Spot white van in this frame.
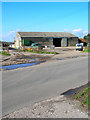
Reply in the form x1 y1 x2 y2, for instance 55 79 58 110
76 43 83 51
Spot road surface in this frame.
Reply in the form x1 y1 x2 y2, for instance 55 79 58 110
2 56 88 116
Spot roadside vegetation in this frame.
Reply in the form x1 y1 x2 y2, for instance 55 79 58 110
19 49 58 55
0 51 11 56
75 87 90 107
83 47 90 52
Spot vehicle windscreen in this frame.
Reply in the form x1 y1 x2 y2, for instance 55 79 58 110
76 44 82 47
36 44 41 46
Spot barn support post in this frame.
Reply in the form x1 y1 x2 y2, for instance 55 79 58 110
61 38 67 47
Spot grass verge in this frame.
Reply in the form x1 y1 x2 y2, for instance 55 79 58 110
0 51 11 56
19 49 58 55
75 87 90 107
83 47 90 52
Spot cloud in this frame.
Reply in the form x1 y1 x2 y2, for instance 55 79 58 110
63 29 69 32
8 31 16 35
16 29 22 32
8 29 22 35
63 28 88 38
72 28 82 33
2 31 15 38
2 28 22 42
0 34 2 37
83 31 88 34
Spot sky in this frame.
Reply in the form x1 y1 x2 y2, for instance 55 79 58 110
2 2 88 42
2 0 90 2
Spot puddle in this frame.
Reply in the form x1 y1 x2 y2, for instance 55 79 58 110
66 57 71 59
16 58 22 60
0 61 43 70
63 49 74 51
29 59 35 62
61 89 77 96
61 83 88 96
72 56 78 58
57 58 64 60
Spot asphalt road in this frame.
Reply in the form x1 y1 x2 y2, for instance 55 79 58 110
2 56 88 116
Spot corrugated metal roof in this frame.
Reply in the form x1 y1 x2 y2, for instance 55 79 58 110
0 41 14 44
18 32 77 38
79 38 87 43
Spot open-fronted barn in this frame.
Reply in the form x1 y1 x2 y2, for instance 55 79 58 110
14 32 78 49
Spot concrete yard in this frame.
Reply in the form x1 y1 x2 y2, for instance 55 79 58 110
1 47 88 67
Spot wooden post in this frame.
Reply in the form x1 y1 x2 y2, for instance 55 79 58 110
6 46 9 54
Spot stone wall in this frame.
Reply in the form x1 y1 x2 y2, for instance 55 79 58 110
68 37 78 46
21 37 53 47
61 38 67 47
15 35 78 48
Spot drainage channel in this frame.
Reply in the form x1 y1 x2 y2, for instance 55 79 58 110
56 58 64 60
0 61 44 70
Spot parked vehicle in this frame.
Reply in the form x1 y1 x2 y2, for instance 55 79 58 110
31 43 43 50
76 43 83 51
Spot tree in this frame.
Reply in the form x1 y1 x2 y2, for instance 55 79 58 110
84 34 90 43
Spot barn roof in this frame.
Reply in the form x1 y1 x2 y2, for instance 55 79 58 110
79 38 87 43
18 32 77 38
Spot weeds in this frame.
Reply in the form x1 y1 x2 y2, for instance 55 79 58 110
75 87 90 106
19 49 58 54
0 51 11 56
83 47 90 52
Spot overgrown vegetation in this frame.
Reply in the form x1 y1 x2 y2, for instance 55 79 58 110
83 47 90 52
0 51 11 56
75 87 90 107
19 49 58 55
28 50 58 54
19 49 25 52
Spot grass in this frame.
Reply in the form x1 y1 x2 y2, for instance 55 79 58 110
0 51 11 56
28 50 58 54
19 49 58 55
75 87 90 107
19 49 25 52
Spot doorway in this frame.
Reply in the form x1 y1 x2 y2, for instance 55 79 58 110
53 38 62 47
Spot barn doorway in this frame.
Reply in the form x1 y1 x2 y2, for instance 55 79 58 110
53 38 62 47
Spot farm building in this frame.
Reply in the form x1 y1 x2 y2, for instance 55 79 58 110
14 32 78 49
78 38 87 46
0 41 14 47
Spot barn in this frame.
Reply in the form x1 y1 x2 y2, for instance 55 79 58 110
78 38 87 46
14 32 78 49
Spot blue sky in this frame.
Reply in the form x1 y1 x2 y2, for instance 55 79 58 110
2 2 88 42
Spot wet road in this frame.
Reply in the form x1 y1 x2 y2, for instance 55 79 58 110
2 56 88 116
